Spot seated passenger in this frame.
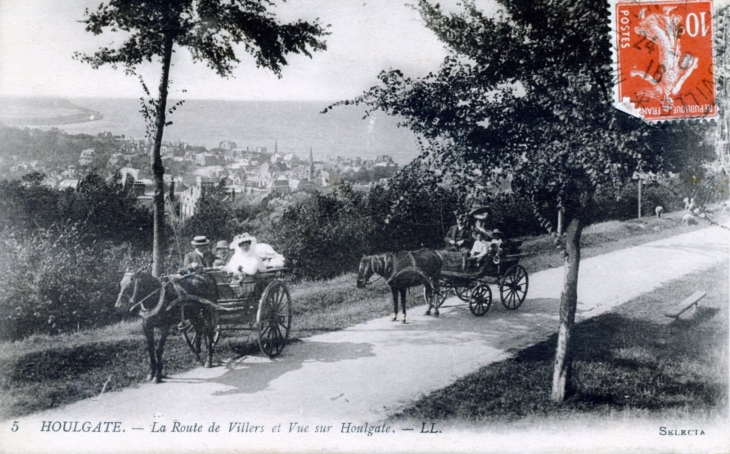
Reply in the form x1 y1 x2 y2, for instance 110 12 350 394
445 214 471 252
488 229 505 255
472 210 493 241
182 236 215 272
225 233 266 282
466 231 490 269
255 242 286 268
212 240 231 268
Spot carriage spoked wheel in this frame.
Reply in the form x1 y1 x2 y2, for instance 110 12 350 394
469 284 492 316
499 265 529 310
422 287 447 309
455 281 477 302
179 302 216 361
257 280 292 358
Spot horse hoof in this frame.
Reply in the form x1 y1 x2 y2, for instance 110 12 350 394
402 319 406 324
425 311 431 316
434 312 440 317
391 316 398 322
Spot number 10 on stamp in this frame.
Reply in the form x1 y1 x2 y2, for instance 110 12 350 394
611 0 717 121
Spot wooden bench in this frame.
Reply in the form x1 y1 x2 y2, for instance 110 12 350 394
665 291 706 320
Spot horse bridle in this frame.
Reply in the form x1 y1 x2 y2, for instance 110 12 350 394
118 271 162 313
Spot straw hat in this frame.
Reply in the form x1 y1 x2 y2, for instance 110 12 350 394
191 235 210 246
215 240 230 250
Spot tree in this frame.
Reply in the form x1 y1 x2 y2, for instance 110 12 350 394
339 0 712 401
76 0 329 276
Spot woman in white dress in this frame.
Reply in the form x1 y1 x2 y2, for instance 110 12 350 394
225 233 266 276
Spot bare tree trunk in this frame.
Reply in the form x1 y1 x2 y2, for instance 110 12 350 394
151 36 174 278
551 216 583 402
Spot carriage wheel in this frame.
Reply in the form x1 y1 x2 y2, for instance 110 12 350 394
455 281 477 302
422 286 446 308
179 302 215 361
499 265 529 310
257 280 292 358
469 284 492 316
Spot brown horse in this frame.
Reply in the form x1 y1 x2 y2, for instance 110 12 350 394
357 249 443 323
115 269 219 383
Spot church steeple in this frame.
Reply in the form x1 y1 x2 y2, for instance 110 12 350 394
274 140 278 154
308 146 314 181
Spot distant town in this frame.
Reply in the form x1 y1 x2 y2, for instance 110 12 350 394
1 127 400 221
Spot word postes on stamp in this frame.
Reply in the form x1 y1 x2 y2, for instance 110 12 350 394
611 0 717 121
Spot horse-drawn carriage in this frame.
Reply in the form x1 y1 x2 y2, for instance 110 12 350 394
116 267 292 382
178 268 292 359
430 239 529 316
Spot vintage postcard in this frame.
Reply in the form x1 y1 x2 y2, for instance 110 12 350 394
0 0 728 453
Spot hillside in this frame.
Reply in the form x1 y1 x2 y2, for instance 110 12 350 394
0 97 103 126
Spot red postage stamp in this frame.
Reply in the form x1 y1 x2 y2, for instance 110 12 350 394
611 0 717 121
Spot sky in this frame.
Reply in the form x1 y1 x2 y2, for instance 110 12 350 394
2 0 727 102
0 0 477 101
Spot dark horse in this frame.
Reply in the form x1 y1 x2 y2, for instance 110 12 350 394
115 269 219 383
356 249 443 323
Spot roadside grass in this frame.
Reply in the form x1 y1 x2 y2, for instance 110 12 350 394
0 209 725 420
389 261 728 425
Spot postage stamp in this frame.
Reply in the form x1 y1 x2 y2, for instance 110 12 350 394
611 0 717 121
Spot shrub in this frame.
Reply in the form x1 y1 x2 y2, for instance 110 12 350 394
271 187 373 280
0 226 149 340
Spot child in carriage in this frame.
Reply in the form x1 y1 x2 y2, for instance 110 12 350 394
465 231 490 269
465 229 505 270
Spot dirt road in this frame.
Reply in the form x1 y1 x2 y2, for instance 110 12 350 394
2 226 728 453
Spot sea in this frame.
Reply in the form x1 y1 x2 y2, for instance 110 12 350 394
47 98 421 165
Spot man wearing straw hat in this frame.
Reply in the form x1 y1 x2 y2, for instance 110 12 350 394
183 235 215 270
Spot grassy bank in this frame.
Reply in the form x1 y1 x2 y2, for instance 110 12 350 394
0 209 724 420
390 261 728 425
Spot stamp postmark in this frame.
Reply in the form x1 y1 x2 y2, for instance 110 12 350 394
611 0 717 121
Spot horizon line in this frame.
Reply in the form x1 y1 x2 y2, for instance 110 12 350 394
0 94 353 104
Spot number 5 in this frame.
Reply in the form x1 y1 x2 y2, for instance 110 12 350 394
11 421 18 432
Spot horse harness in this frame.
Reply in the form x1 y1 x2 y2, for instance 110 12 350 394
119 272 197 317
372 251 441 289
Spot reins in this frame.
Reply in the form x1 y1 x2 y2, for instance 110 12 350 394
123 273 176 313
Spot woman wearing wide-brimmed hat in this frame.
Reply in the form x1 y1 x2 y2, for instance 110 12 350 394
183 235 215 270
225 233 266 276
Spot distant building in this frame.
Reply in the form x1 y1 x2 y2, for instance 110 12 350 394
195 153 219 166
267 175 291 195
179 176 215 220
58 179 79 191
119 167 140 184
79 149 95 166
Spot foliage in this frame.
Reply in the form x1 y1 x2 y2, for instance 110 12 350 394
271 183 373 280
0 226 149 340
0 172 152 250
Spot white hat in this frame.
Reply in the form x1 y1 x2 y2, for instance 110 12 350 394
230 233 255 249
